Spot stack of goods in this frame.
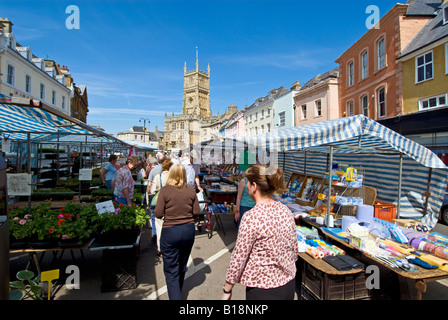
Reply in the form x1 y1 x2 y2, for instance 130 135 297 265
296 225 366 271
296 226 345 259
329 216 448 272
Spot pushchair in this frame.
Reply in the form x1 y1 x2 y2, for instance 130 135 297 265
195 200 213 238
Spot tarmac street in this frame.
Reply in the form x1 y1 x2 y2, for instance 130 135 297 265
8 213 448 301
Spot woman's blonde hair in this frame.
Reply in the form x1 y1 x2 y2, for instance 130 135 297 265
166 163 187 189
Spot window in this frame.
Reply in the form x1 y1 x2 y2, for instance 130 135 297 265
261 110 264 119
172 123 176 130
348 61 354 86
25 75 31 93
279 111 285 126
8 36 15 49
378 38 385 70
267 123 271 132
361 95 369 117
62 96 66 110
361 51 368 79
416 51 433 83
301 104 307 120
315 100 322 117
444 6 448 25
419 94 447 110
378 87 386 118
6 64 15 85
40 83 45 100
52 90 56 105
347 101 354 116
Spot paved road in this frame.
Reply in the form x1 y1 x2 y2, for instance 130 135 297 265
8 214 448 301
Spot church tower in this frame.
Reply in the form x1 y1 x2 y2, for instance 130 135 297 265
182 48 212 118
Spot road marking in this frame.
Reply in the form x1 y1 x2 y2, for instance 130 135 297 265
143 241 236 300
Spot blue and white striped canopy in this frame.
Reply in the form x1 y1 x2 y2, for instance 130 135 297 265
0 104 95 141
229 115 446 169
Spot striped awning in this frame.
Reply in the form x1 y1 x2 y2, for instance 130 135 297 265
0 104 96 141
227 115 447 169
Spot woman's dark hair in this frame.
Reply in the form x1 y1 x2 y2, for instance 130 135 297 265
162 159 173 171
109 155 118 162
245 164 286 196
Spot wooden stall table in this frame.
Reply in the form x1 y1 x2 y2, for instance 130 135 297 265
10 240 91 275
320 228 448 300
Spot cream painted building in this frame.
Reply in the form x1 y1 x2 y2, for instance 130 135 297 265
245 87 289 136
0 18 71 115
293 68 339 126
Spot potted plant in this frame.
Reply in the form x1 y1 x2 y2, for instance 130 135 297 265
28 202 59 248
98 203 147 241
49 200 100 247
8 206 34 249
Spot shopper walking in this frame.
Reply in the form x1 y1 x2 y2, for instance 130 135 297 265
221 164 298 300
235 173 256 230
154 163 200 300
151 159 173 255
112 156 138 206
146 153 166 243
101 154 118 190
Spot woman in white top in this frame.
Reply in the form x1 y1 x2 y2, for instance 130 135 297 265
151 159 173 254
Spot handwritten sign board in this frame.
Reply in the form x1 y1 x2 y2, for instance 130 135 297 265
79 168 92 181
7 173 32 196
95 200 115 215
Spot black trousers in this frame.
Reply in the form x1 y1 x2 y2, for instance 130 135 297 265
246 278 295 300
160 223 195 300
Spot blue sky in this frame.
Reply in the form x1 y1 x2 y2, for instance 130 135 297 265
2 0 400 136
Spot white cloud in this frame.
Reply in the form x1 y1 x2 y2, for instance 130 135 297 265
214 49 331 70
88 107 180 117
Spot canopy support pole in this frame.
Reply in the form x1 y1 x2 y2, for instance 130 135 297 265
27 133 31 213
326 146 334 227
397 153 403 219
424 168 433 216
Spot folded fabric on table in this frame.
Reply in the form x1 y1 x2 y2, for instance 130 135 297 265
323 255 365 271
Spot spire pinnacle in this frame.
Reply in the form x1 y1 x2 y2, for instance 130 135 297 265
196 46 199 71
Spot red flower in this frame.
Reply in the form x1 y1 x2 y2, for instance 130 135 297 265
48 227 54 234
58 219 64 226
64 214 72 219
119 203 123 208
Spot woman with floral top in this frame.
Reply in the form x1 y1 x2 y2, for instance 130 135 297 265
221 164 298 300
112 156 138 206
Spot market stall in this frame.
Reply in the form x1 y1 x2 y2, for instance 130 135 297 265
203 115 447 229
195 115 448 300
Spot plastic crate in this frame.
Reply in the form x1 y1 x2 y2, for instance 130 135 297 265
374 202 396 222
101 247 138 292
301 259 372 300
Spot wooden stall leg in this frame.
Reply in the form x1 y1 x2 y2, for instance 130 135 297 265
415 280 427 300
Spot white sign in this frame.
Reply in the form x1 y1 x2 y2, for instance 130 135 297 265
95 200 115 215
78 168 92 181
7 173 32 196
2 139 10 153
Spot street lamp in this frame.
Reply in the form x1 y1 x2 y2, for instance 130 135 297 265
139 118 150 143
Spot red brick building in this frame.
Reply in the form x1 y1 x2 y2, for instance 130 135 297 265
335 2 436 120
